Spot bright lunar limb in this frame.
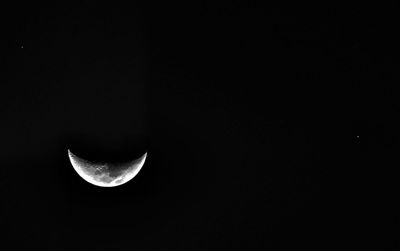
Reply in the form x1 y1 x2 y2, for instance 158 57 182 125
68 149 147 187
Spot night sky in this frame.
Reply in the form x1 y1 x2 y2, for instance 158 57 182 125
1 2 398 250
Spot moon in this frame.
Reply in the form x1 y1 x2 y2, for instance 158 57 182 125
68 149 147 187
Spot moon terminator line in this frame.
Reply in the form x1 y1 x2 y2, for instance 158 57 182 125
68 149 147 187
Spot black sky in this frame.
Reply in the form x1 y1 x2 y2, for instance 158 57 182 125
1 2 398 250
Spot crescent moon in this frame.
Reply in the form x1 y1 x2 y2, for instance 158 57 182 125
68 149 147 187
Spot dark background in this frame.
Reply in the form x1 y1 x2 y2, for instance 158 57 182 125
0 2 397 250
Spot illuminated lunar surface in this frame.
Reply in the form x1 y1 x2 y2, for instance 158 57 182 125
68 149 147 187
